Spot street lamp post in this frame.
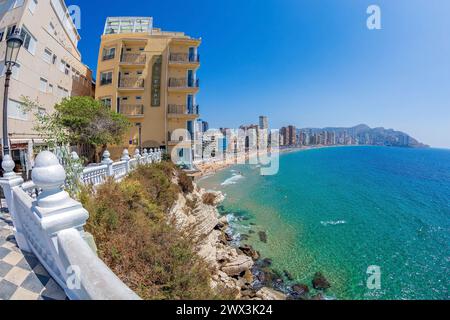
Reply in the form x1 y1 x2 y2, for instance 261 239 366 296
2 29 23 158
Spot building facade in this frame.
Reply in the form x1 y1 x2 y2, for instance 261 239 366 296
95 17 201 163
0 0 94 175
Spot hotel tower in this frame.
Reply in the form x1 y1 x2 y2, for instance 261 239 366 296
95 17 201 163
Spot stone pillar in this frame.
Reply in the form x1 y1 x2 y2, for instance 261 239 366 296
0 154 29 251
121 149 130 173
102 150 114 177
71 151 82 183
143 149 149 164
31 151 89 282
134 149 141 165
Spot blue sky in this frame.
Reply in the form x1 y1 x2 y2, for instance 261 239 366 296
69 0 450 148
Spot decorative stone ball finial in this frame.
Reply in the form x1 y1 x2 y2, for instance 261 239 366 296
134 149 141 159
143 149 149 156
102 150 113 164
1 154 16 177
121 149 130 161
71 151 80 161
32 151 66 193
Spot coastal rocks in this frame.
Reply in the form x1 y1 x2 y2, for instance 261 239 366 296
256 287 287 300
170 182 287 300
312 272 331 290
222 255 254 276
239 244 260 261
258 231 268 243
290 284 310 300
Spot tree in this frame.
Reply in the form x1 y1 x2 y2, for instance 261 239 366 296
23 96 131 162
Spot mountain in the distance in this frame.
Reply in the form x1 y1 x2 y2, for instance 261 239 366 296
298 124 429 148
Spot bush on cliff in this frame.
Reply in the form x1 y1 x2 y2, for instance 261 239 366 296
81 163 229 300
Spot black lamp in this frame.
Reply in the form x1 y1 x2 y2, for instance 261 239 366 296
2 29 24 158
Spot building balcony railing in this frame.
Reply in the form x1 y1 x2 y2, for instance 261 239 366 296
118 104 144 117
119 77 144 89
168 78 199 88
168 104 199 115
169 53 200 64
120 53 146 64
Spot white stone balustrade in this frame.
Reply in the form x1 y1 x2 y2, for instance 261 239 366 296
0 147 162 300
79 148 162 186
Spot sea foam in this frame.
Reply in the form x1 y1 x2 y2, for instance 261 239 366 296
320 220 347 226
221 174 244 186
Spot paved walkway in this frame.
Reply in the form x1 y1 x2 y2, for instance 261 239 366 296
0 205 67 300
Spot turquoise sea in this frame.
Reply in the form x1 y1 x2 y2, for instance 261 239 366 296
198 146 450 300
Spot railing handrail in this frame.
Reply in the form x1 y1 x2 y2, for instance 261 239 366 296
169 52 200 63
119 77 144 88
168 77 200 88
119 104 144 116
120 52 146 64
0 148 163 300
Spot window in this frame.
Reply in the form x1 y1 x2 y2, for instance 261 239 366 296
137 71 143 76
0 61 20 80
57 86 69 98
139 48 145 51
121 97 128 101
65 63 71 75
102 47 116 60
100 71 113 85
59 59 65 72
8 99 27 121
43 48 52 63
38 107 46 116
28 0 37 13
126 48 131 52
20 27 37 55
7 25 17 37
39 78 48 93
52 54 57 64
100 97 112 108
136 96 142 101
13 0 25 9
48 84 53 94
0 29 5 42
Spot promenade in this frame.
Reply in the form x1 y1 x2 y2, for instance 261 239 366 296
0 202 66 300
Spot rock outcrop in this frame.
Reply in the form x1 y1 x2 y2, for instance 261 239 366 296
169 184 262 298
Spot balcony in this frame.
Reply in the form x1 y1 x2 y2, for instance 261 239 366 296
120 53 146 65
118 104 144 117
118 77 144 90
169 53 200 66
168 104 199 118
168 78 199 92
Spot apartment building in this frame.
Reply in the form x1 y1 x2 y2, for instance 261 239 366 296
95 17 201 163
0 0 94 174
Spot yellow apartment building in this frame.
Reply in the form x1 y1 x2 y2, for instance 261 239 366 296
0 0 94 176
95 17 201 163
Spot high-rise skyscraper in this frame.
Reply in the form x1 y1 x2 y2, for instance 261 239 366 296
259 116 269 130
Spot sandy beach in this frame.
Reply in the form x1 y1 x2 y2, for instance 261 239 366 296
191 145 326 179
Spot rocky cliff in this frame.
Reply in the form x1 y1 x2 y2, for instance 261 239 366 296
169 183 286 300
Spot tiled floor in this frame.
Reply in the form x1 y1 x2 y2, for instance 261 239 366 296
0 206 67 300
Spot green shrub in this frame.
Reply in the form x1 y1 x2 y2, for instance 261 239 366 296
81 163 231 300
202 193 217 206
178 171 194 194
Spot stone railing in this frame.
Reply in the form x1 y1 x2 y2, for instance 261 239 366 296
79 148 162 186
0 148 161 300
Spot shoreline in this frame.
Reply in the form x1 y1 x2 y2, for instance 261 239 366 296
192 145 342 180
